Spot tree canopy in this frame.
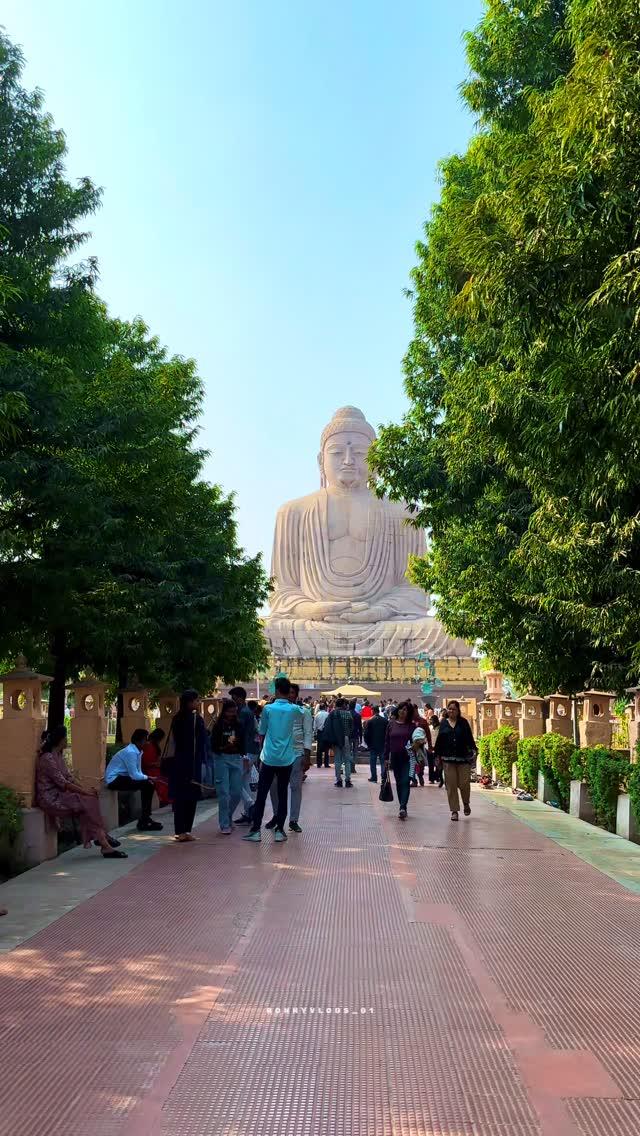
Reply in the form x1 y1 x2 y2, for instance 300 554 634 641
371 0 640 695
0 31 269 725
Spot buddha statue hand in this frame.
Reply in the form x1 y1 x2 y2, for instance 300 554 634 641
292 600 352 621
337 602 395 624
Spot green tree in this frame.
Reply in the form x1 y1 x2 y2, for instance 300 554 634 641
0 31 269 724
371 0 640 695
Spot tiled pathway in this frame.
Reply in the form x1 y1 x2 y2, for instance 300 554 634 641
2 771 640 1135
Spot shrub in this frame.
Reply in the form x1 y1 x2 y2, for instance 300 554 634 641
478 735 492 777
539 733 579 810
629 762 640 830
489 726 518 785
0 785 24 843
516 735 545 795
583 747 630 833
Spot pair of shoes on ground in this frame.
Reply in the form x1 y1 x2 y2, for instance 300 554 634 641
264 817 302 833
368 777 377 783
334 778 353 788
243 827 289 843
136 818 163 832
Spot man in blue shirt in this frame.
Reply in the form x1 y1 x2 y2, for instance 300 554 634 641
105 728 163 831
243 677 303 843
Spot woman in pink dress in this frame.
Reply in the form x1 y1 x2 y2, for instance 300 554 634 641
35 727 127 859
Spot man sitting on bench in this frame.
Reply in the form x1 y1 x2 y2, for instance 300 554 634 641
105 729 163 831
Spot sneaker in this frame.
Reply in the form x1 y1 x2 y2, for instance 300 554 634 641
234 815 252 825
137 819 163 831
463 805 471 817
265 817 277 829
220 826 232 835
274 829 288 842
289 821 302 833
243 830 261 842
345 780 353 788
335 779 343 788
399 807 407 820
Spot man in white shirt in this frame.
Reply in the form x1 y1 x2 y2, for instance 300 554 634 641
314 702 330 768
105 728 163 832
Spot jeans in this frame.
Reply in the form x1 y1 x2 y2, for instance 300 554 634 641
270 753 304 823
213 752 244 829
107 775 155 822
240 755 255 816
251 762 294 832
368 750 385 781
390 754 410 809
334 744 351 782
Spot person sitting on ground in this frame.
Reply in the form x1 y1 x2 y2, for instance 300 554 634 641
36 726 127 858
140 728 169 806
105 728 163 832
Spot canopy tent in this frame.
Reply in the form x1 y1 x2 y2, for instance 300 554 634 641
321 683 382 698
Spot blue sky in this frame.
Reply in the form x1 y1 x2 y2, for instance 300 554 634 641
3 0 483 571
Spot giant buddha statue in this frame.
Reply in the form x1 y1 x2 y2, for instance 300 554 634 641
265 406 472 659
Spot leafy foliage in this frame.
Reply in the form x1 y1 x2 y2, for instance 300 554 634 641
628 758 640 830
0 785 24 842
539 733 579 809
0 31 269 723
371 0 640 695
488 725 518 784
516 735 545 795
582 746 630 832
478 734 493 777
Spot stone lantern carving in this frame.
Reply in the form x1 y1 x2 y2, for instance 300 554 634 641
479 700 498 737
546 694 573 738
0 657 52 804
578 691 615 749
67 677 108 784
484 670 504 701
120 681 150 744
497 698 520 730
156 689 179 739
519 696 545 739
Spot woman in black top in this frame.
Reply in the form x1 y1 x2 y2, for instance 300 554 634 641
167 690 208 841
434 700 477 822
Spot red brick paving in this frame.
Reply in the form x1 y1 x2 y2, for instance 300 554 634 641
1 772 639 1135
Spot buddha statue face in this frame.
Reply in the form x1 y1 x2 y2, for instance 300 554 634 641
320 430 370 490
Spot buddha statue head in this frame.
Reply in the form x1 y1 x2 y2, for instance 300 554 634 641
318 406 377 490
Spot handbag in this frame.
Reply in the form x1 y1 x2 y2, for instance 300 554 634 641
379 770 393 803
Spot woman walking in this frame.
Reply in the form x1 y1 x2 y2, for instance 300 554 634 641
434 700 477 821
384 701 426 820
166 690 208 842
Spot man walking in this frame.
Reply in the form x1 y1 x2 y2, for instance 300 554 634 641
324 698 354 788
267 682 312 833
228 686 260 825
314 701 330 768
243 677 303 843
363 705 388 783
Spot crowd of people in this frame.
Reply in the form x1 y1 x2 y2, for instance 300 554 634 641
31 682 478 857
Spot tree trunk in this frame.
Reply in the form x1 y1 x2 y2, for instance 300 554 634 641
47 629 68 731
115 655 129 744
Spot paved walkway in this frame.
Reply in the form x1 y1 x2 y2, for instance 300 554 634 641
2 771 640 1135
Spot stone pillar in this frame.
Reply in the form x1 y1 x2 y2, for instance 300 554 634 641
201 695 218 731
570 780 596 824
120 685 149 746
546 694 572 738
484 670 504 701
519 696 545 739
626 687 640 760
68 678 108 784
0 657 52 805
496 698 519 731
578 691 615 749
156 690 179 738
616 794 640 844
479 701 498 737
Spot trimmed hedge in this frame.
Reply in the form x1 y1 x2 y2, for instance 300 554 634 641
516 736 545 795
582 746 630 833
489 726 518 785
478 735 492 778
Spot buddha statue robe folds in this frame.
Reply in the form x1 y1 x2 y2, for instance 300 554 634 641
264 406 472 660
